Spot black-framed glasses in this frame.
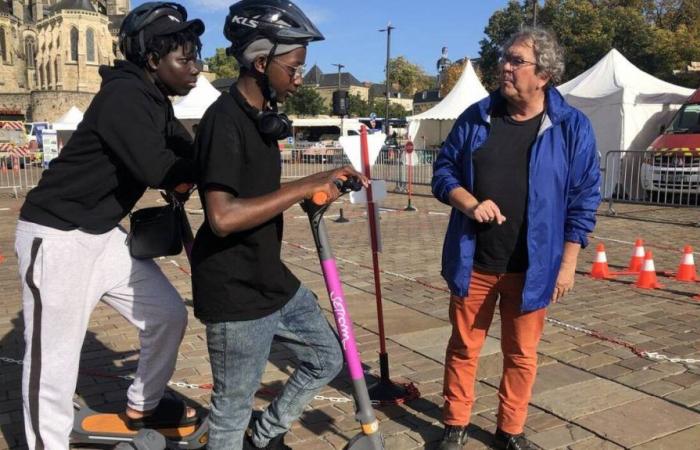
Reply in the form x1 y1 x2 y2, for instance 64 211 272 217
499 54 537 70
272 59 305 80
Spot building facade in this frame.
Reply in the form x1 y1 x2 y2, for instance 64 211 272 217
0 0 129 122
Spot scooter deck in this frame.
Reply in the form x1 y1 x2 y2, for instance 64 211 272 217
72 406 208 449
80 413 196 438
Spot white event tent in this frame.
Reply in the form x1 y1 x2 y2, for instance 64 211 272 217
407 60 488 149
53 106 84 131
557 48 694 168
173 75 222 120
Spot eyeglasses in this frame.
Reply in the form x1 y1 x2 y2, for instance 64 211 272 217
499 54 537 70
272 60 305 80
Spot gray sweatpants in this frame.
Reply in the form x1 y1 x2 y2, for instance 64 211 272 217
15 220 188 450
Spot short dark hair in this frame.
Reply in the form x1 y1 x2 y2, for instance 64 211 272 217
124 27 202 67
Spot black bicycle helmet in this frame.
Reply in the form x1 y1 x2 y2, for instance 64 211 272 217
119 2 204 59
224 0 324 59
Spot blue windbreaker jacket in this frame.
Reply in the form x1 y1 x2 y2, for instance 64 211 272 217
431 87 601 312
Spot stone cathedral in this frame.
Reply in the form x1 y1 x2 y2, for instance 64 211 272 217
0 0 130 121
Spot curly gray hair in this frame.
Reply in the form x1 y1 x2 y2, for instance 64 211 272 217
502 27 565 84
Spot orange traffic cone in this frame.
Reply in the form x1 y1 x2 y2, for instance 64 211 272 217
675 246 697 282
590 244 613 279
627 239 645 272
636 251 663 289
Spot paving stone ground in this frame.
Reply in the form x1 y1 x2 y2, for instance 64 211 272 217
1 186 700 449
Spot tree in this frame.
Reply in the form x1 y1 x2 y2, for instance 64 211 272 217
388 56 433 96
478 0 531 90
371 98 410 119
282 85 326 116
440 60 467 98
347 93 372 117
478 0 700 89
204 48 239 79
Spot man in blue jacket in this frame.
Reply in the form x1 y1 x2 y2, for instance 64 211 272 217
432 28 600 450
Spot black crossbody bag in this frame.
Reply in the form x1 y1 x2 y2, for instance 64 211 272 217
127 202 184 260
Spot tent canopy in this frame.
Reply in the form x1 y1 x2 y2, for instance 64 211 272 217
407 59 488 148
557 49 694 166
53 106 84 130
173 75 222 120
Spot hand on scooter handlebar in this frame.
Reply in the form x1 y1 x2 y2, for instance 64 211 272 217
312 176 364 205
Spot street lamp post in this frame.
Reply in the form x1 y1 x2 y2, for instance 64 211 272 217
332 62 346 120
332 63 344 91
379 22 394 135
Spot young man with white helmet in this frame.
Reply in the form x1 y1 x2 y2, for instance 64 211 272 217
191 1 367 449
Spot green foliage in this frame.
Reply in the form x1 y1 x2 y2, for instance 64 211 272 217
204 48 239 80
388 56 433 96
478 0 700 90
346 93 409 119
347 93 372 117
282 85 327 116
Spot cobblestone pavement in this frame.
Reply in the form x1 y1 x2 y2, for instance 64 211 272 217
1 187 700 449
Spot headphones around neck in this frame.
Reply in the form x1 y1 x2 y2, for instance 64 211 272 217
229 86 292 141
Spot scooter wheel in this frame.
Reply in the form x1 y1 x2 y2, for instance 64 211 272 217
114 443 137 449
125 429 167 450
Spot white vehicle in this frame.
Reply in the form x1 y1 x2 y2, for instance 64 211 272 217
640 88 700 197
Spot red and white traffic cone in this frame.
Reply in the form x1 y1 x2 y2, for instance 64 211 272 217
627 238 646 272
675 246 697 282
590 244 613 279
636 251 663 289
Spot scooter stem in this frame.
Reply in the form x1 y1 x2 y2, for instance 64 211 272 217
302 195 383 449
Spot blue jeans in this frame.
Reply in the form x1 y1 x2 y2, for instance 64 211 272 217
205 285 343 449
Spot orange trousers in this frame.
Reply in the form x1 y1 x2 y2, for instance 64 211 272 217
442 269 546 435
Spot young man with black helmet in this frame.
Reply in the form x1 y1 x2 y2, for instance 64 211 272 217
15 3 204 449
191 1 367 448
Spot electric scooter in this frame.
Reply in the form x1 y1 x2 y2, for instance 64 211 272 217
302 178 385 450
72 191 209 449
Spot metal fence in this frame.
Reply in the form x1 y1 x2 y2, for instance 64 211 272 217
0 156 43 196
603 150 700 212
280 146 440 190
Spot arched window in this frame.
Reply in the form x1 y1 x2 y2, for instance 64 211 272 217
46 60 52 89
86 28 95 62
54 59 59 85
39 62 44 88
25 37 36 68
70 27 78 61
0 27 6 63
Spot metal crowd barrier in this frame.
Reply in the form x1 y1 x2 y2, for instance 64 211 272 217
280 146 440 191
0 156 43 196
603 150 700 212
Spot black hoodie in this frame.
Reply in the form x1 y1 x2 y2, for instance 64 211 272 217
20 60 196 233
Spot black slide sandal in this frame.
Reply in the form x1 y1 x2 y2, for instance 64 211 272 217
127 397 198 430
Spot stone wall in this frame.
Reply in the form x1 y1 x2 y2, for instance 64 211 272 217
0 93 31 118
29 90 95 122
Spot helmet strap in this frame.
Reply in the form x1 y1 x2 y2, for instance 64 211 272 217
261 43 279 112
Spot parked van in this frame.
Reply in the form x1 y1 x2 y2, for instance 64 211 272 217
641 88 700 196
283 117 361 162
25 122 51 148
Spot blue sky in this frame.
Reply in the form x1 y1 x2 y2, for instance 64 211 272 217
133 0 511 83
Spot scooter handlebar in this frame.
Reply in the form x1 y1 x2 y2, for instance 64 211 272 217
311 176 363 205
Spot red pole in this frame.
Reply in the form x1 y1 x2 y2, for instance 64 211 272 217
404 147 416 211
359 126 387 356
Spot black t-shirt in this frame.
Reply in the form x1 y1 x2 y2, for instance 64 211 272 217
191 88 300 322
472 103 543 273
